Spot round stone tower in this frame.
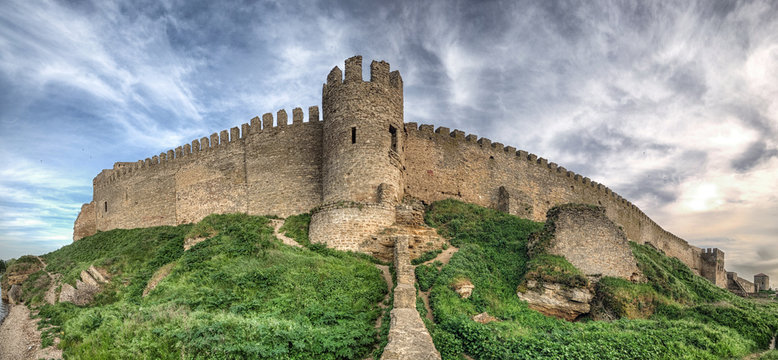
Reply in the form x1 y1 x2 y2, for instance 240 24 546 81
309 56 405 252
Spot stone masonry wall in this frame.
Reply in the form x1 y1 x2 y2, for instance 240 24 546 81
402 123 705 275
309 203 395 252
544 205 640 280
77 107 323 236
73 202 96 241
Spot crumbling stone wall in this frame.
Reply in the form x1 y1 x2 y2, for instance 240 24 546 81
535 204 641 280
727 272 756 294
73 202 96 241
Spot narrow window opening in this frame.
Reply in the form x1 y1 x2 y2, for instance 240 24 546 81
104 201 108 212
351 127 356 144
389 125 397 152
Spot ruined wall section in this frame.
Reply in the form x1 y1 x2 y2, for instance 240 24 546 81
542 205 641 280
73 202 96 241
85 107 323 237
403 123 704 274
727 272 756 294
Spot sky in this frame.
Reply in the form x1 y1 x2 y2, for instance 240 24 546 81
0 0 776 285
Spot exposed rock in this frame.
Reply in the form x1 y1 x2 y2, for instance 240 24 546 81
58 265 109 305
472 312 499 324
8 284 22 305
183 236 208 251
87 265 110 283
1 257 44 302
80 270 99 287
517 283 594 321
143 262 175 297
453 279 474 299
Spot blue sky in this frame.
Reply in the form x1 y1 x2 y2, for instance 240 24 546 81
1 0 776 284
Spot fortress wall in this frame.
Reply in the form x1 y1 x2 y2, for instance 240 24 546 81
309 203 395 252
85 107 323 236
174 127 249 225
93 159 178 231
245 110 324 218
403 123 704 274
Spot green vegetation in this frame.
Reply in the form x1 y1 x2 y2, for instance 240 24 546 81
279 213 311 247
411 249 443 265
420 199 778 360
0 259 6 273
27 213 387 359
761 350 778 359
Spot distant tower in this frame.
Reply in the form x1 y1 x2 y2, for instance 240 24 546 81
754 273 769 292
700 248 726 288
309 56 405 252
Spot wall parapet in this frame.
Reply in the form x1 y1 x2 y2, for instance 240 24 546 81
405 122 694 265
93 106 321 188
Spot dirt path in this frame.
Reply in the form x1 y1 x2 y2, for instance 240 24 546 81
0 302 62 359
35 256 59 305
742 336 776 360
418 246 459 323
270 219 302 248
422 246 458 266
374 265 393 329
0 256 64 359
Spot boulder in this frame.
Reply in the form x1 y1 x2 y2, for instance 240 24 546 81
517 283 594 321
472 312 499 324
453 279 474 299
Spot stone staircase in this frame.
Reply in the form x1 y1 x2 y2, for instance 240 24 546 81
381 236 441 360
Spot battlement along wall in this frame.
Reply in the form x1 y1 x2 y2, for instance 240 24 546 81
402 123 704 274
80 107 323 234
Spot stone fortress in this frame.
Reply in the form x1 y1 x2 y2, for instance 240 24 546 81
73 56 768 295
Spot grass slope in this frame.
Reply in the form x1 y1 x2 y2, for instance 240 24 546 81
420 199 778 360
28 213 386 359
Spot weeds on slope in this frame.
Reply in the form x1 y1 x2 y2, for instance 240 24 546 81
32 213 387 359
421 199 777 360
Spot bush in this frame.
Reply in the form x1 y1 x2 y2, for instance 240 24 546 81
411 249 442 265
416 264 440 292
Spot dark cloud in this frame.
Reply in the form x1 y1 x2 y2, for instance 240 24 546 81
731 141 778 172
667 63 708 101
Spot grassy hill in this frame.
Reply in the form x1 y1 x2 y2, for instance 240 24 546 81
8 200 778 359
419 199 778 360
21 213 388 359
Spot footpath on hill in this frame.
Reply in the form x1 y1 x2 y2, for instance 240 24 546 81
0 257 62 360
